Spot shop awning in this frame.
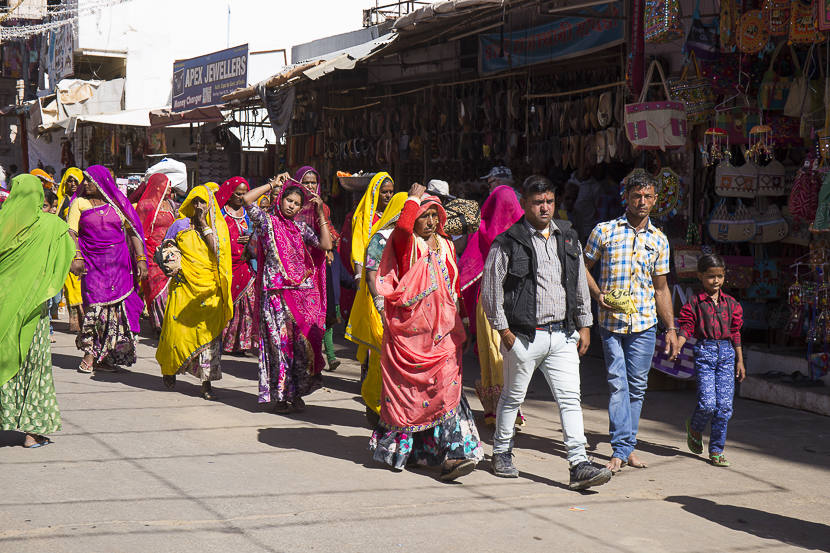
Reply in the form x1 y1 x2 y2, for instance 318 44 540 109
222 32 398 102
59 106 165 133
149 105 225 128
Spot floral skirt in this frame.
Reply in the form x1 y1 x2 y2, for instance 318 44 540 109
257 289 322 403
75 301 137 367
369 394 484 470
147 287 168 333
223 282 259 353
67 305 83 333
1 308 61 435
176 337 222 382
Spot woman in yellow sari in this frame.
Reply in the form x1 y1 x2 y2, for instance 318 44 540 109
345 175 406 424
155 185 233 400
56 168 84 331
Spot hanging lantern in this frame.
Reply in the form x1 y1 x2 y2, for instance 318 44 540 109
701 127 728 167
748 124 773 162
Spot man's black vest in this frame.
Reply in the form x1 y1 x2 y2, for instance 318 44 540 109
493 217 582 340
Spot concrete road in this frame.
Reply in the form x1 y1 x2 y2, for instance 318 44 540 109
1 318 829 552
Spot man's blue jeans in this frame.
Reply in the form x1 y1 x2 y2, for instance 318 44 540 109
599 326 656 462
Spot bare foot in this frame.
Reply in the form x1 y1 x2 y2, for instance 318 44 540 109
606 456 625 473
628 451 649 469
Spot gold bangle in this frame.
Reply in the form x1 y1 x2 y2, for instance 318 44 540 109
137 256 147 262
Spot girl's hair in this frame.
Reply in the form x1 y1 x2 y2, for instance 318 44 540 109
281 185 305 206
698 253 726 273
44 189 57 204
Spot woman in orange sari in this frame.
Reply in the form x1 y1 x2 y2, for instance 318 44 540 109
135 174 177 336
369 184 483 482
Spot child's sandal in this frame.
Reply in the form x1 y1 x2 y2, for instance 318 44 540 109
78 359 93 374
686 418 703 455
709 453 730 467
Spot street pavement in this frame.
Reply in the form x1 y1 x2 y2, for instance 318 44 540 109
1 317 829 552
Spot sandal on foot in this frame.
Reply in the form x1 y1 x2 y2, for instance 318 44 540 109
686 418 703 455
24 437 52 449
275 401 290 415
327 359 341 371
201 388 218 401
95 363 118 373
162 375 176 389
78 359 93 374
292 397 306 412
710 453 730 467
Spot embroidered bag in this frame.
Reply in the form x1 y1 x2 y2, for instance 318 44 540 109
788 156 820 221
790 0 823 44
756 158 787 195
708 200 758 242
821 0 830 31
738 9 770 54
700 53 742 94
669 52 716 125
749 204 789 243
769 303 791 328
720 0 737 52
652 165 683 217
811 238 829 268
741 300 770 329
743 259 781 299
758 42 798 110
766 113 805 147
625 61 689 151
684 0 721 61
723 254 755 288
645 0 685 44
674 223 702 282
716 157 759 197
715 106 762 145
812 170 830 231
651 286 697 380
781 205 813 245
764 0 791 35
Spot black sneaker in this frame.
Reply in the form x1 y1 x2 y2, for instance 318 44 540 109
569 461 612 490
491 451 519 478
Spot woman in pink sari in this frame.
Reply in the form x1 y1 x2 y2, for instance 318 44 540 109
458 185 524 426
242 175 333 414
369 184 483 482
136 174 177 336
216 176 260 353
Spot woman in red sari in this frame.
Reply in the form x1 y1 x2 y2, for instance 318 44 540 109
369 184 483 482
216 177 260 354
135 174 177 336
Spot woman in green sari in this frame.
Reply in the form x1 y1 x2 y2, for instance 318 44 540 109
0 174 74 447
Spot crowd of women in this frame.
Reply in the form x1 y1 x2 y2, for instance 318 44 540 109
0 162 619 486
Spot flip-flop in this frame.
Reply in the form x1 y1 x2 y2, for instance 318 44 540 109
709 453 730 467
25 437 52 449
78 359 93 374
686 417 703 455
275 401 290 415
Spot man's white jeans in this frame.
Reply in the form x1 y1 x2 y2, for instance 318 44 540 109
493 328 589 467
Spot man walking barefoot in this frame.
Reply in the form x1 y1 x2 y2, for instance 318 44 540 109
583 172 679 473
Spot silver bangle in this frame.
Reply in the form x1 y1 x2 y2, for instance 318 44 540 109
201 228 214 236
373 295 385 312
461 317 470 326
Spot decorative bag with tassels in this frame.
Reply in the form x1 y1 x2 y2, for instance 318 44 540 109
669 52 716 125
738 9 770 54
625 61 689 151
684 0 721 61
790 0 823 43
645 0 685 43
708 200 758 242
764 0 791 35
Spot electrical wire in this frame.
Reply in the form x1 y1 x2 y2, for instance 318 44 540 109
0 0 133 40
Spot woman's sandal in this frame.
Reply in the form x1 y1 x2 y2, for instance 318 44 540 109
274 401 290 415
201 383 218 401
709 453 731 467
686 418 703 455
78 359 93 374
291 397 306 413
162 375 176 389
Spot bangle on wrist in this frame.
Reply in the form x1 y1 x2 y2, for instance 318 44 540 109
461 317 470 326
201 228 214 236
666 327 677 332
136 255 147 262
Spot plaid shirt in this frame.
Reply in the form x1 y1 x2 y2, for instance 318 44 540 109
584 216 670 334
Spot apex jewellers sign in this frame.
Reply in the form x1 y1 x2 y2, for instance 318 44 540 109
172 44 248 112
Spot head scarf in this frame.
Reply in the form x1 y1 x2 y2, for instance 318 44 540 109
72 165 147 249
128 180 148 204
350 172 394 270
0 175 73 386
215 177 249 210
56 167 83 219
31 168 55 189
459 184 524 291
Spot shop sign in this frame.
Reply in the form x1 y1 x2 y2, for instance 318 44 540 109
479 3 623 75
172 44 248 112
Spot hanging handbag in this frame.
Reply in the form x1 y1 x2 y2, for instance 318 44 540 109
715 98 762 145
749 204 789 243
684 0 721 61
645 0 685 43
743 259 781 299
790 0 823 44
756 158 787 195
674 223 703 282
781 205 813 245
811 170 830 232
766 112 805 147
784 44 817 117
652 164 683 217
715 157 759 197
627 0 646 97
625 61 689 151
669 52 716 125
720 0 737 52
651 286 697 380
723 253 755 288
700 53 741 95
443 198 481 235
764 0 791 35
758 42 798 110
788 155 821 221
708 200 758 242
738 9 770 54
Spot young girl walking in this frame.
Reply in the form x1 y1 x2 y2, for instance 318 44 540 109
675 253 745 467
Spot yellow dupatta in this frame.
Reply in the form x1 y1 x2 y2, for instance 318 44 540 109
57 168 84 306
156 185 233 375
344 191 407 413
349 172 393 271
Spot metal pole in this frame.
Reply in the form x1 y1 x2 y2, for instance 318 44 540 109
227 5 231 48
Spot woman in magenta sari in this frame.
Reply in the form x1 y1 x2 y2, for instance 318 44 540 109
242 175 333 414
369 184 483 482
135 174 177 336
216 176 260 353
457 185 524 426
67 165 147 373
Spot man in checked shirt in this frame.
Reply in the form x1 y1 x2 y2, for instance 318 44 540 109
482 175 612 491
583 171 679 474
